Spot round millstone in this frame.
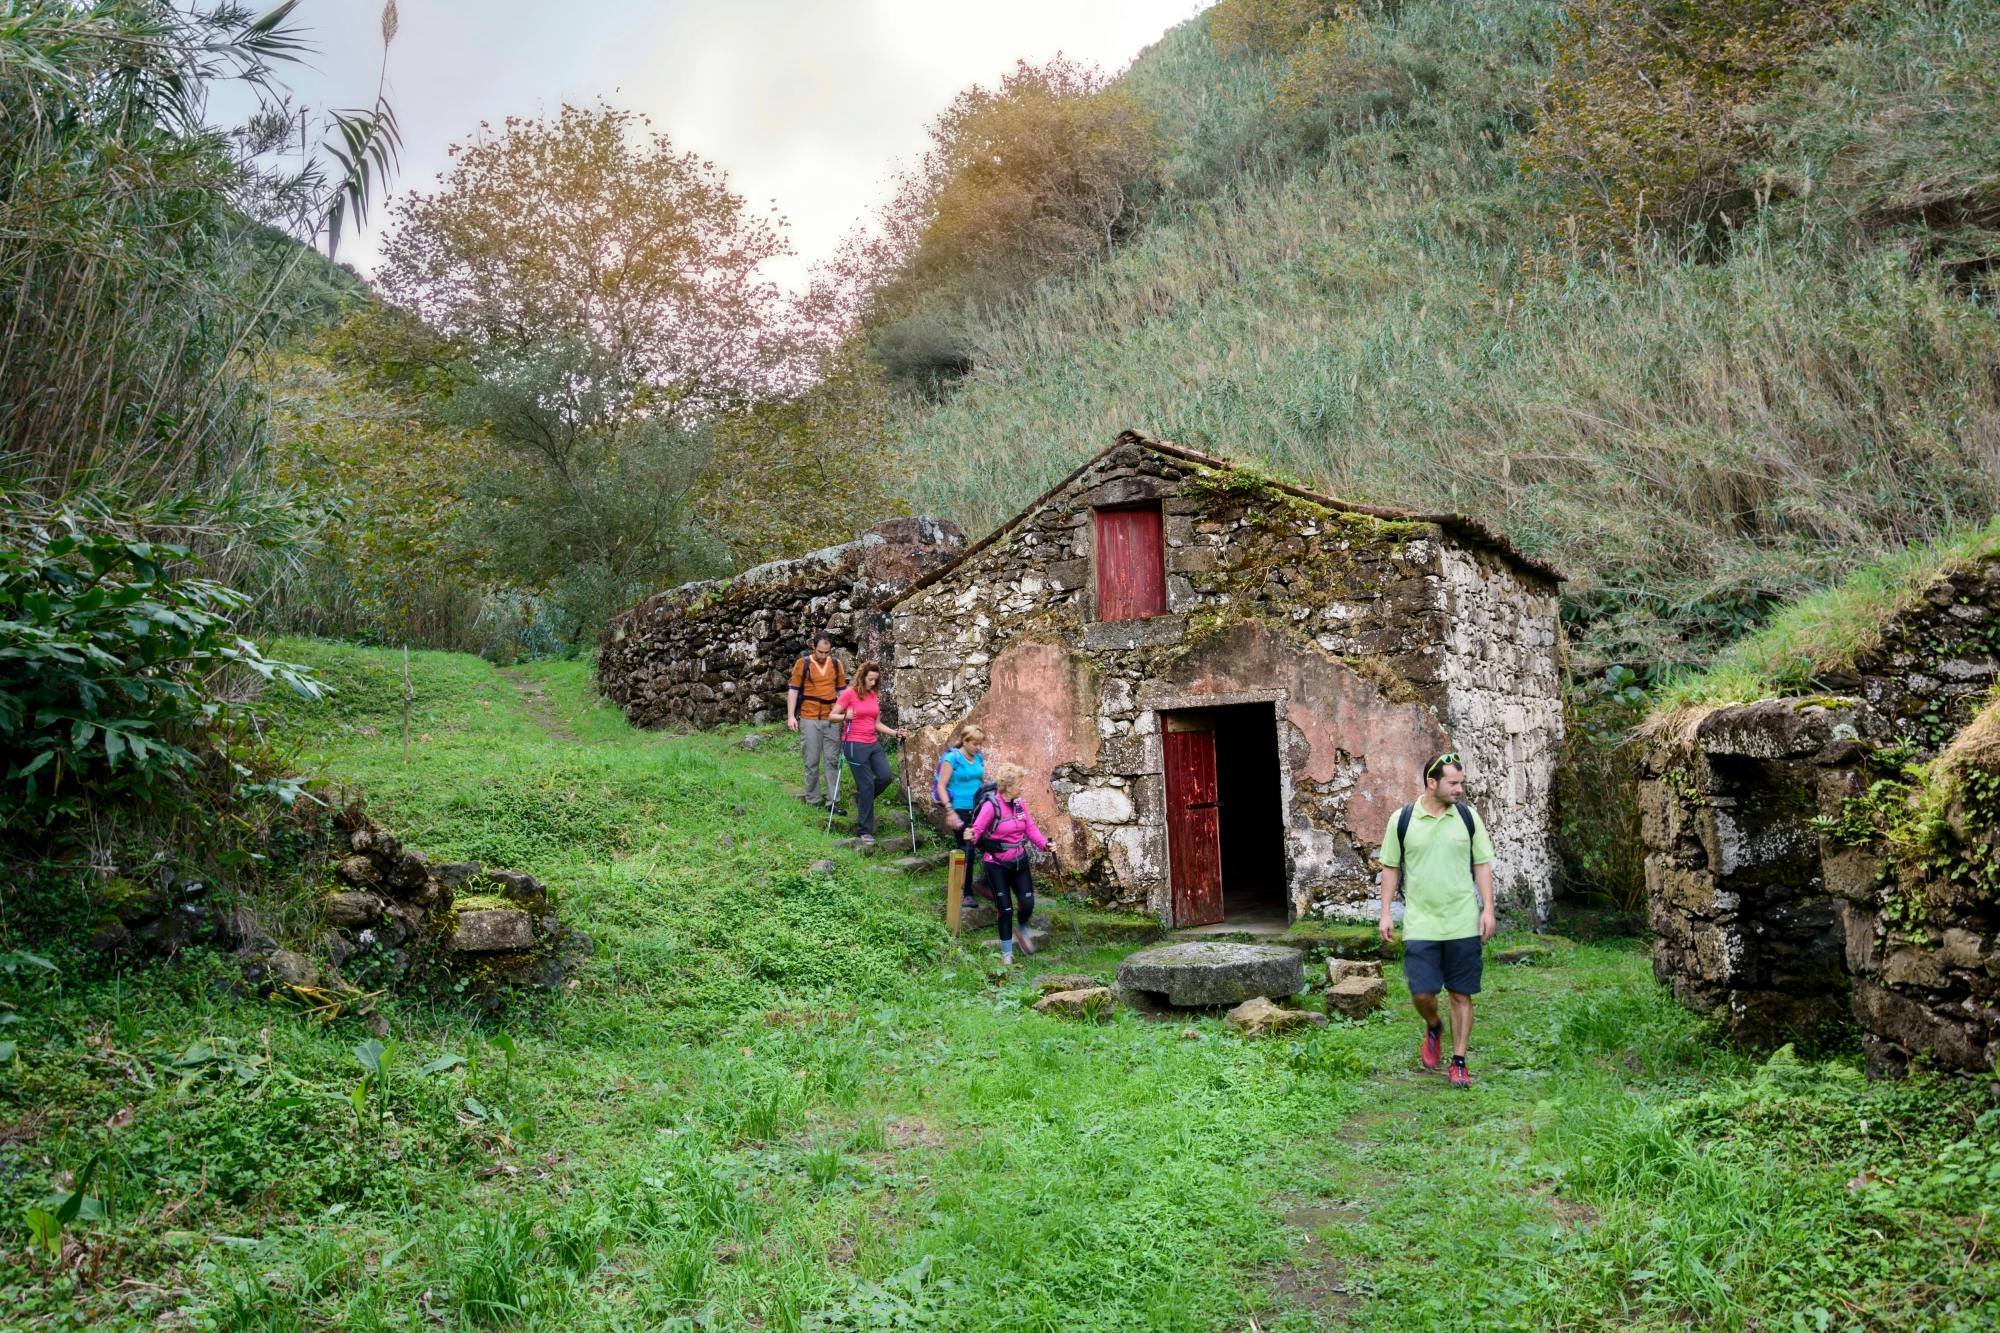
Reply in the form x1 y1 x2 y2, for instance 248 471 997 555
1115 941 1305 1008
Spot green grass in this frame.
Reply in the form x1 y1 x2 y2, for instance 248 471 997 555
3 642 1995 1329
1649 516 2000 712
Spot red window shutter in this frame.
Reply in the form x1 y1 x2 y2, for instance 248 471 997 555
1095 505 1166 621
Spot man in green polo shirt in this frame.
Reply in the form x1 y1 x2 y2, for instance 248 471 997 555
1377 751 1497 1089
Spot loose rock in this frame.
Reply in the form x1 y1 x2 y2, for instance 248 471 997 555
809 859 837 876
1226 996 1327 1038
1032 986 1115 1020
1326 957 1383 986
1324 975 1388 1020
1035 974 1100 995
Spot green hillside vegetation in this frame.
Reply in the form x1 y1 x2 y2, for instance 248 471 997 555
1658 516 2000 711
858 0 2000 675
5 643 1994 1329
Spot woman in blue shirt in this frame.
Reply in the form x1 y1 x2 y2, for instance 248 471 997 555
935 725 988 910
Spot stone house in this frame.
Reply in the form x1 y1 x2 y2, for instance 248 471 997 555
1640 549 2000 1076
886 431 1565 930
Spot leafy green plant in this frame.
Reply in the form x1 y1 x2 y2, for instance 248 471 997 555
349 1037 401 1135
0 506 323 826
24 1152 104 1261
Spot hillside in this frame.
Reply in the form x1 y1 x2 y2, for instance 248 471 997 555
872 0 2000 675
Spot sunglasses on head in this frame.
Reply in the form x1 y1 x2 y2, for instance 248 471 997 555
1425 752 1461 781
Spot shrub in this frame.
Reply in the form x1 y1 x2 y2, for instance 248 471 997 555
0 502 321 828
1519 0 1851 258
846 57 1159 389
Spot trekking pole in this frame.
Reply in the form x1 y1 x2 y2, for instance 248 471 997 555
823 756 842 836
824 715 851 837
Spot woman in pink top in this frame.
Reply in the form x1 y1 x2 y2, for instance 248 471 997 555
966 762 1051 963
828 660 903 845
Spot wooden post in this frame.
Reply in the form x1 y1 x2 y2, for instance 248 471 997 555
401 645 412 766
945 851 967 936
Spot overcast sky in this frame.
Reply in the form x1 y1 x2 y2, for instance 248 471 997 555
251 0 1203 290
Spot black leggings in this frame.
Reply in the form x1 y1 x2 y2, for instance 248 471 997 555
842 740 894 835
988 857 1034 942
952 807 984 897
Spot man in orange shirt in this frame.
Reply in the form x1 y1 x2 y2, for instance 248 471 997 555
787 634 847 809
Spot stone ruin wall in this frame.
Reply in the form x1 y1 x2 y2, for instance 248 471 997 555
891 443 1563 924
90 800 584 1014
1642 552 2000 1076
597 517 965 730
1438 545 1565 916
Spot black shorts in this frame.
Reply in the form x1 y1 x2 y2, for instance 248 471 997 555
1403 937 1483 996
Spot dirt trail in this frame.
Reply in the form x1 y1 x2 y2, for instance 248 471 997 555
500 668 579 742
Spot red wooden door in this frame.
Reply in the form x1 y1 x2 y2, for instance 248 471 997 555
1164 728 1223 927
1095 505 1166 621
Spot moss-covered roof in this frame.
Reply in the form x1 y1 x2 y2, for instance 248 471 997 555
882 429 1564 610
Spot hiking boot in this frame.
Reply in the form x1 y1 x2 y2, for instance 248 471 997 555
1420 1026 1442 1071
859 834 876 847
1448 1058 1472 1090
1014 927 1036 956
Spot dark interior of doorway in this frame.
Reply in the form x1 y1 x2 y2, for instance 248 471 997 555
1195 702 1287 920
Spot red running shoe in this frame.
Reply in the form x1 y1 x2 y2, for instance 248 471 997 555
1448 1059 1472 1090
1420 1026 1442 1071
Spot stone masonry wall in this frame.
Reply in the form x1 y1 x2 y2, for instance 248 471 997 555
1641 701 1860 1048
1642 550 2000 1075
598 517 964 730
891 440 1563 923
1833 703 2000 1078
1439 546 1565 923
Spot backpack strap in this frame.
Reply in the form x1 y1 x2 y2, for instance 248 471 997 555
1455 801 1477 875
1394 803 1414 864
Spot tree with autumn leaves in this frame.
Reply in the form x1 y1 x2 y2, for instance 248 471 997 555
372 103 813 642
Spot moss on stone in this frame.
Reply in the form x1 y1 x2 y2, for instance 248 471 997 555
451 893 518 914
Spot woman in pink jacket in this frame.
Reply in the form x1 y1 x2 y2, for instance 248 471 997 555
965 762 1051 965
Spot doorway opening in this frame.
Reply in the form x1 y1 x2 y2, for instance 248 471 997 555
1161 702 1288 929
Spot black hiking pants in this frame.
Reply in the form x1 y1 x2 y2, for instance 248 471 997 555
951 806 985 900
988 856 1034 943
841 740 894 837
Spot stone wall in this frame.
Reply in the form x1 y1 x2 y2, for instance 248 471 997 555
1641 550 2000 1076
90 801 586 1014
1835 704 2000 1077
598 517 964 730
1641 701 1859 1048
1439 545 1565 918
890 439 1563 924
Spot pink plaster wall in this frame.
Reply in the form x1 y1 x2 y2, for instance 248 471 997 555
1169 621 1448 849
908 640 1099 864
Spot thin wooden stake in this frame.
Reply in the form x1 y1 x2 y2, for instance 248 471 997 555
401 645 412 766
946 852 967 938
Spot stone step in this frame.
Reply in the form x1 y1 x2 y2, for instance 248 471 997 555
981 925 1050 954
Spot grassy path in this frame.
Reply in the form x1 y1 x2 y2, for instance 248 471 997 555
2 643 1994 1330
